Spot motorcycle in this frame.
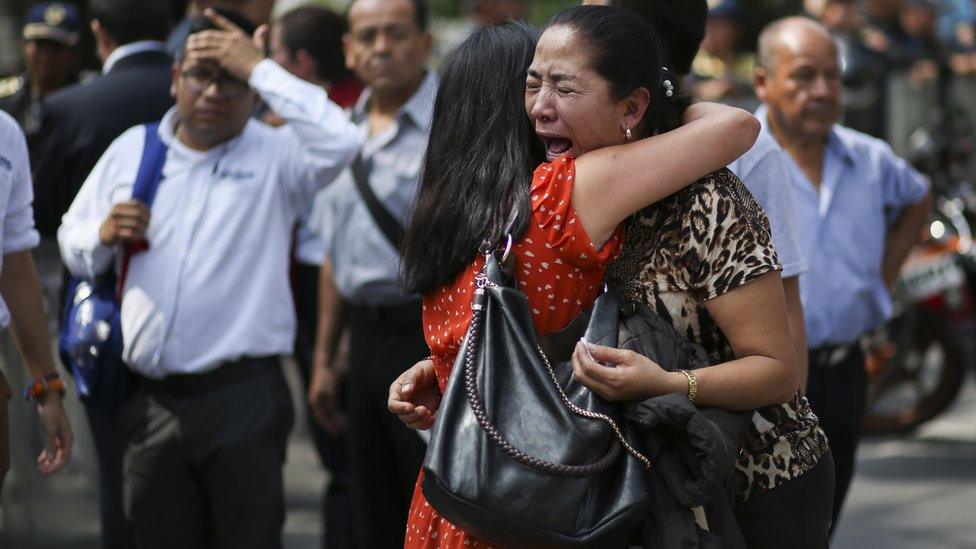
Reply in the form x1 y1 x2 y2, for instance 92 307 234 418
861 114 976 434
862 194 975 433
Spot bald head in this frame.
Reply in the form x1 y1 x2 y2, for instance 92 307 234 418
754 16 842 144
758 16 837 73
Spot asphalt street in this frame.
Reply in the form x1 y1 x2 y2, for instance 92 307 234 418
1 350 973 549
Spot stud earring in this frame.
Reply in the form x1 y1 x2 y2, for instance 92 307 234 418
625 127 633 141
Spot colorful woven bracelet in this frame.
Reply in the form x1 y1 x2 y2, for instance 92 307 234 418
24 372 66 402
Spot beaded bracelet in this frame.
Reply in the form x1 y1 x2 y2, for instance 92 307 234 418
24 372 66 403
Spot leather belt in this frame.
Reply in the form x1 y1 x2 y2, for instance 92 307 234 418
139 355 280 397
809 341 863 368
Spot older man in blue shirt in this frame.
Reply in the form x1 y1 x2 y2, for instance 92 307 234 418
755 17 932 532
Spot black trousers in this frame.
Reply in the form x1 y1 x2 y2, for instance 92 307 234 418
346 302 429 548
806 344 868 534
293 262 354 549
735 450 836 548
83 398 136 549
118 358 294 549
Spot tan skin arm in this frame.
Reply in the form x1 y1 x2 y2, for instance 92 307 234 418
782 275 809 394
0 250 73 474
308 259 349 435
574 102 760 247
572 272 799 409
882 192 933 288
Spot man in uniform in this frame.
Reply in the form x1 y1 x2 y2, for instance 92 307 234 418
306 0 434 546
266 5 362 547
0 2 83 137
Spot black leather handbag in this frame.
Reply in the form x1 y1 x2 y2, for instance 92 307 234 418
422 246 653 547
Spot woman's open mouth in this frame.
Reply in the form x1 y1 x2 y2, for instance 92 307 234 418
542 136 574 161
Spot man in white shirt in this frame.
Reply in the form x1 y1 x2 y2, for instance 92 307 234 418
0 110 73 491
32 3 176 546
57 9 361 549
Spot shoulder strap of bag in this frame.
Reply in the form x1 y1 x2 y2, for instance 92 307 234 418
131 122 168 206
351 153 405 253
116 122 168 299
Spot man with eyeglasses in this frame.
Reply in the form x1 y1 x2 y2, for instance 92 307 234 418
29 3 175 547
57 8 362 549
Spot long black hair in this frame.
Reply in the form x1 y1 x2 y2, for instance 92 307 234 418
547 5 692 136
400 21 544 296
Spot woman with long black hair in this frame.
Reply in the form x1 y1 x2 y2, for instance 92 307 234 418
390 10 760 548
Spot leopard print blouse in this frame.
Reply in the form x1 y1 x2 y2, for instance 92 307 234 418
607 168 829 501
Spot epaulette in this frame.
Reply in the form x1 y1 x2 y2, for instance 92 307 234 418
0 75 24 99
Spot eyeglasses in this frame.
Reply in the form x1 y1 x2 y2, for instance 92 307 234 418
180 69 249 98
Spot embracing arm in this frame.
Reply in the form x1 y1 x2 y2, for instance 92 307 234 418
573 272 799 408
693 272 800 408
573 103 760 246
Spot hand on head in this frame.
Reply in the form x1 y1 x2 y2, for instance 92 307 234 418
185 8 266 82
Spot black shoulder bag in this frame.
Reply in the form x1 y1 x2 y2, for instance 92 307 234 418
422 240 654 547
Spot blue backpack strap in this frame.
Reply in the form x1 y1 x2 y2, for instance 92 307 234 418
131 122 168 207
60 122 169 403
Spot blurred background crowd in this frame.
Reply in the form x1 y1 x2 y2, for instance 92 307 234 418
5 0 976 178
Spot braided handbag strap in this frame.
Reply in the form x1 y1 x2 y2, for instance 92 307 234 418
462 307 623 477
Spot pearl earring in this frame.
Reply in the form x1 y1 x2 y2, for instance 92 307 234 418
625 127 633 141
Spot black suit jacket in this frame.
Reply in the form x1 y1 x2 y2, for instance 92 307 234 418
32 49 174 238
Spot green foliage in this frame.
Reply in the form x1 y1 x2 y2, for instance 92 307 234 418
527 0 580 23
429 0 577 23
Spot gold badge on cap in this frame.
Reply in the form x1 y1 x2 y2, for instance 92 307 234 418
44 4 67 26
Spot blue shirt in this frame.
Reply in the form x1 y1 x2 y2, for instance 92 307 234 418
757 106 929 347
729 130 808 278
299 72 437 305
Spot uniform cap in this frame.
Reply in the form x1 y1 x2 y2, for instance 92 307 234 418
23 2 82 46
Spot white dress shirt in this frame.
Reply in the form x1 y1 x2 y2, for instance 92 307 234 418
0 110 41 330
58 59 363 378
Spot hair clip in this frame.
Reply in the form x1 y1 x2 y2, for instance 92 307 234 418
661 66 675 98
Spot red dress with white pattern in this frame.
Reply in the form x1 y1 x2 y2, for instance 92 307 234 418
404 157 624 548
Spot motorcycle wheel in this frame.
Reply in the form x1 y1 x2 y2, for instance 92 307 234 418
862 310 967 435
